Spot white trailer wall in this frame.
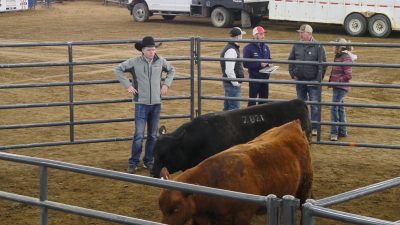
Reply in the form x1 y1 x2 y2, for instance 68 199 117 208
0 0 31 12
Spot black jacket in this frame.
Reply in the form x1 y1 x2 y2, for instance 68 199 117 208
288 38 327 81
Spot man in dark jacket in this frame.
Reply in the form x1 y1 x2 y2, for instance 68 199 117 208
243 26 272 106
220 27 246 111
288 24 327 136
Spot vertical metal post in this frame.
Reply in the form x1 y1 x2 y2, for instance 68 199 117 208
301 201 316 225
196 37 202 116
266 194 280 225
67 43 75 142
282 195 300 225
190 37 196 120
39 166 48 225
316 43 324 141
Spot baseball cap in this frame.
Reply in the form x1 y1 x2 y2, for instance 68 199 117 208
297 24 313 33
230 27 246 37
252 26 266 35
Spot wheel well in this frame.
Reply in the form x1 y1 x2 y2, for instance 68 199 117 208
210 5 223 12
132 0 148 8
344 12 365 24
344 12 392 24
369 13 392 25
133 0 145 4
210 5 240 17
130 0 148 15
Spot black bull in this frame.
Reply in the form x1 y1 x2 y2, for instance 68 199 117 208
151 99 311 178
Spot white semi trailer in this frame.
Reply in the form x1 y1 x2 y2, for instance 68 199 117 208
127 0 400 37
268 0 400 38
127 0 268 28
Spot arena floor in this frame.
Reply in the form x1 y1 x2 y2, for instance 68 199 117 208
0 1 399 224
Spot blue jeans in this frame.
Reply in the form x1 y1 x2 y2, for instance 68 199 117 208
223 82 241 111
296 84 320 130
129 104 161 166
330 88 348 136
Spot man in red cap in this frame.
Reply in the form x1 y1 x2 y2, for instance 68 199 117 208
114 36 175 175
243 26 272 106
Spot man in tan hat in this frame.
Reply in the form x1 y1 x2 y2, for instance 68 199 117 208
114 36 175 175
288 24 327 136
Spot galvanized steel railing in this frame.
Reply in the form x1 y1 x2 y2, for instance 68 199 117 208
0 151 398 225
196 37 400 149
0 152 293 225
0 38 195 150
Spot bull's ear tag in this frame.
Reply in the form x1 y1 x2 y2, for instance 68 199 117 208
159 125 167 135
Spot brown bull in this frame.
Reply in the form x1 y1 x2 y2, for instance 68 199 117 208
158 120 313 225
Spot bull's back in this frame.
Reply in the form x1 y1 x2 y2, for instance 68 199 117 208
207 99 311 146
177 120 311 198
153 99 311 177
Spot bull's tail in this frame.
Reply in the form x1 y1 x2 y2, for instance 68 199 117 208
296 172 313 205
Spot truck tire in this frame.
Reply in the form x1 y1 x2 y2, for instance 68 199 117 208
162 15 176 21
132 3 149 22
211 7 233 28
368 14 391 38
344 13 367 36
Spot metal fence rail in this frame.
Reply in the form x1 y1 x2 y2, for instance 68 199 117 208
0 38 195 150
1 37 399 225
196 37 400 149
0 152 398 225
301 177 400 225
0 152 288 225
1 38 399 150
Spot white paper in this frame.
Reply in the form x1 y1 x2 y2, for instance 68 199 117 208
259 65 279 74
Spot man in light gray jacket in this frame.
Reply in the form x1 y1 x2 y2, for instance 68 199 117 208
114 36 175 174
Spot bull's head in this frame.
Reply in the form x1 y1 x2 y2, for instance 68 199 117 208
151 132 186 178
159 190 195 225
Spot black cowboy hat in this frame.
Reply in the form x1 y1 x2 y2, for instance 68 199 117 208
134 36 162 51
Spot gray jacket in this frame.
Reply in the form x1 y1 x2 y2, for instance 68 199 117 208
114 54 175 105
288 38 327 81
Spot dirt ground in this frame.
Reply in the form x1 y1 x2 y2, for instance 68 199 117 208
0 1 399 224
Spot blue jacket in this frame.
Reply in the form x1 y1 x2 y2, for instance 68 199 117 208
243 42 271 79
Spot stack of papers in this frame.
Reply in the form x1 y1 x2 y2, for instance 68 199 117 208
259 66 279 74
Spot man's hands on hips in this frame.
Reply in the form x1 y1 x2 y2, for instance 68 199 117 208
127 86 138 94
127 84 169 96
161 84 169 96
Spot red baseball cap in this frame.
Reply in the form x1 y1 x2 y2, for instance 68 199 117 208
252 26 266 35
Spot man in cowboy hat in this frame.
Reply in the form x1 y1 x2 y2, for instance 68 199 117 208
114 36 175 175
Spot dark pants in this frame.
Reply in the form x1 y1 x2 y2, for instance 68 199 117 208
248 80 269 106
